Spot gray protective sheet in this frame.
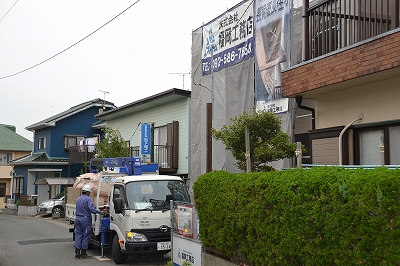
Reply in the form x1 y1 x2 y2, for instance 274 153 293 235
190 26 255 188
190 3 298 188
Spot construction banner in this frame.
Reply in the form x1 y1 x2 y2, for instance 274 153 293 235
254 0 291 113
202 0 254 75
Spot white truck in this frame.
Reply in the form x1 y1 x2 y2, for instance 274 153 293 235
66 157 191 264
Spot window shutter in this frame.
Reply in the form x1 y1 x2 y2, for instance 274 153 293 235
167 121 179 168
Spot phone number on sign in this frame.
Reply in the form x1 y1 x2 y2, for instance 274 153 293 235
202 43 253 73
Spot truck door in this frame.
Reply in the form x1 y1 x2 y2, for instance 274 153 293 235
110 185 126 234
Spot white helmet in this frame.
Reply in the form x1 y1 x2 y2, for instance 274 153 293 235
82 184 92 193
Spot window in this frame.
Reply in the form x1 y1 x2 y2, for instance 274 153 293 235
153 121 179 168
64 135 85 150
113 185 125 207
0 183 5 197
355 123 400 165
38 137 46 150
359 129 383 165
125 180 190 210
13 177 23 195
0 153 12 165
389 126 400 164
154 125 168 165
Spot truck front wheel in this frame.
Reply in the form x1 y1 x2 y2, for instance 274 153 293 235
112 235 128 264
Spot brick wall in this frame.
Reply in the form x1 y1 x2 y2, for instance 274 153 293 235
282 30 400 97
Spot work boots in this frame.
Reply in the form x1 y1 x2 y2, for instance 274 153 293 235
75 249 81 259
81 250 92 259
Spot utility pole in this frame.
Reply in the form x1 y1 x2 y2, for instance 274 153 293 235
169 72 191 90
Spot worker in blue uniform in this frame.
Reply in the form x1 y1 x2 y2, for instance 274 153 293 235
74 184 99 259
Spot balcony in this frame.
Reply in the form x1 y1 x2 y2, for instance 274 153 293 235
68 146 96 164
282 0 400 98
70 144 178 175
304 0 399 60
130 145 178 175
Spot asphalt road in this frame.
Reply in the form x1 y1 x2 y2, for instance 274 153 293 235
0 213 170 266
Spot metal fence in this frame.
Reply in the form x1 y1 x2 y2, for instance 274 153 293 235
305 0 400 59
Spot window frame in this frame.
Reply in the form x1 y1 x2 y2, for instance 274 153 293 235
38 137 46 150
64 135 86 150
353 121 400 165
13 176 23 195
0 183 6 197
0 153 12 165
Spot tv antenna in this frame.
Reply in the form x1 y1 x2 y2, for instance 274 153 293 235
169 72 191 90
99 90 109 109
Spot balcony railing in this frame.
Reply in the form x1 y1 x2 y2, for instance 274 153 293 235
70 144 178 174
130 146 140 157
303 0 400 60
130 145 177 168
69 145 96 164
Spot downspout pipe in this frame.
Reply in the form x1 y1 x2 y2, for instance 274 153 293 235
338 113 364 166
295 96 315 130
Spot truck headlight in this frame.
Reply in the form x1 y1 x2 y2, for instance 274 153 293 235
126 231 148 242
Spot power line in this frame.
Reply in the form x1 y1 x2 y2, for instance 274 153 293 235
0 0 19 23
0 0 141 80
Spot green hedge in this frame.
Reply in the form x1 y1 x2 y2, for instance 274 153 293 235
193 167 400 265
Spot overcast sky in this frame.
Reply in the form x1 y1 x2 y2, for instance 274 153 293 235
0 0 240 141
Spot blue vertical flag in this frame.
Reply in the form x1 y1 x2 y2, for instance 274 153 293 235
141 123 151 155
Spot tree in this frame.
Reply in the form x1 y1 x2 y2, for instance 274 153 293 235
94 127 130 158
212 109 298 172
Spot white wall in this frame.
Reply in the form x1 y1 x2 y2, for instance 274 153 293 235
105 98 191 174
316 76 400 129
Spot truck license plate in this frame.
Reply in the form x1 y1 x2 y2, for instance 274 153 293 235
157 241 171 250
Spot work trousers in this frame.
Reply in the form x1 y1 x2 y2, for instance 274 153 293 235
74 216 92 250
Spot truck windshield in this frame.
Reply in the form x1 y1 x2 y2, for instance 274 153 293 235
125 180 190 210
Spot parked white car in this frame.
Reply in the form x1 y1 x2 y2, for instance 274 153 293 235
38 191 65 215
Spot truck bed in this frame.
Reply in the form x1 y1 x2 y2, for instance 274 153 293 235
65 203 76 223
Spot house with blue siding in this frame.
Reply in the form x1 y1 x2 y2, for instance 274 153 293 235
9 98 115 208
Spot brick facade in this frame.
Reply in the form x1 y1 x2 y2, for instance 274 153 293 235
282 30 400 97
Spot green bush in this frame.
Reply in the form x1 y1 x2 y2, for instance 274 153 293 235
193 167 400 265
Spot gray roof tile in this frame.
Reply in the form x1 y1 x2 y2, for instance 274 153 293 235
25 98 115 131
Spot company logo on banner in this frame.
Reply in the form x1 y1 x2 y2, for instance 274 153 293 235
255 0 290 113
202 0 254 75
141 123 151 163
173 236 202 266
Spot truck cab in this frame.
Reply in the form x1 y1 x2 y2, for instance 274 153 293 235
70 157 191 264
107 175 190 263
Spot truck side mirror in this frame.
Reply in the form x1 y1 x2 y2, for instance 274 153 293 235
114 198 123 213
